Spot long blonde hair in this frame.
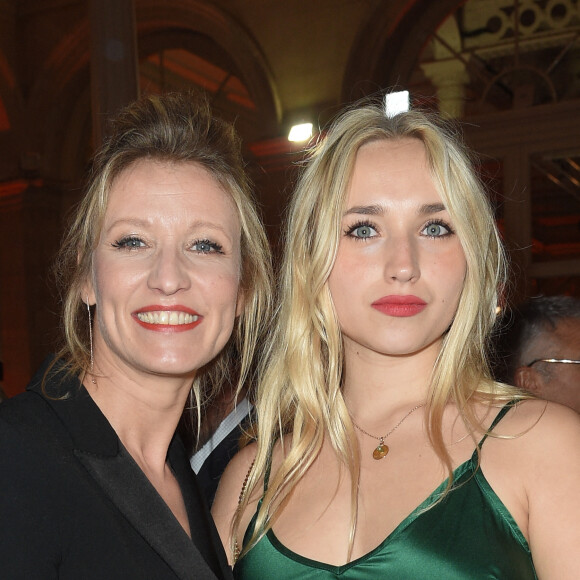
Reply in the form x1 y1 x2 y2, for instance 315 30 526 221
53 91 273 417
234 102 519 558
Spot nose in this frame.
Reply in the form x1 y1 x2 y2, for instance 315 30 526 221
147 247 192 295
384 235 420 283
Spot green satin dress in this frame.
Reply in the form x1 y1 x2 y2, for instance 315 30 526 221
234 402 537 579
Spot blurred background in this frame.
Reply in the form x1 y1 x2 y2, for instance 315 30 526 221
0 0 579 397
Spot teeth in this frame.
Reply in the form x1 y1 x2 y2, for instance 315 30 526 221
136 311 199 325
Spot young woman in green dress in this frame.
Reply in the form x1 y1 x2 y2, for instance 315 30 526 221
213 103 580 579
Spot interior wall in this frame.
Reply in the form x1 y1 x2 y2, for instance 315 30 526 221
0 0 578 395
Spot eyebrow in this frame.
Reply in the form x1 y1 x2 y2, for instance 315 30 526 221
105 218 152 231
419 203 446 215
343 204 383 216
343 202 447 217
105 217 234 237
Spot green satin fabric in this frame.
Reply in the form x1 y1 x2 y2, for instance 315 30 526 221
234 403 537 580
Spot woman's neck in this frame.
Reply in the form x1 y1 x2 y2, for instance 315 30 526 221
84 359 193 471
341 340 440 417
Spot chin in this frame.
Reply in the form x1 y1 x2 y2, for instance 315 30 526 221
137 355 202 378
147 365 198 380
368 338 442 358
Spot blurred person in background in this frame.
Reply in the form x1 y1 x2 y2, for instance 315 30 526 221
494 295 580 413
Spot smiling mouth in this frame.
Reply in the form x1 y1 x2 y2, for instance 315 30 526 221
136 311 199 325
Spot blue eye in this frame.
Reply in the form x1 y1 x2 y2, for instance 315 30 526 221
112 236 145 249
346 223 378 239
191 239 224 254
422 222 452 238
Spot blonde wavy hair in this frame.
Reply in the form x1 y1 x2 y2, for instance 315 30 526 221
234 102 522 558
52 91 273 419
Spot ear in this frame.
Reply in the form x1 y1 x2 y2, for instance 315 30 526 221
514 366 545 397
81 275 96 307
78 250 96 306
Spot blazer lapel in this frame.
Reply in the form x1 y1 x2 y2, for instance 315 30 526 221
169 437 232 579
75 444 220 580
30 360 230 580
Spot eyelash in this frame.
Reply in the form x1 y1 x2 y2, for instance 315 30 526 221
421 219 455 238
343 219 455 240
191 239 224 254
344 220 379 240
111 236 224 254
111 236 145 250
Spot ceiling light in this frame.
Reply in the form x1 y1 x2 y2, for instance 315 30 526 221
288 123 313 142
385 91 410 118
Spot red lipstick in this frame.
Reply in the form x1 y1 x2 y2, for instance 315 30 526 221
132 305 203 332
371 295 427 317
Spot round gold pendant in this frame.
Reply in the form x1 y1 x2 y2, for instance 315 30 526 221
372 444 389 460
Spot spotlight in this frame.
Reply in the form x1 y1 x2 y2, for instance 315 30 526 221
385 91 410 117
288 123 313 142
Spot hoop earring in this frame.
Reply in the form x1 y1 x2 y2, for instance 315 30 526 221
86 297 96 385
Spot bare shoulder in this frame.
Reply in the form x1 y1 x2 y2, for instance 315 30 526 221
486 399 580 579
213 442 257 506
504 398 580 485
212 441 257 516
211 442 257 563
485 398 580 478
495 398 580 449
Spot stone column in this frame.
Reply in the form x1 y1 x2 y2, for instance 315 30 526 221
89 0 139 144
421 59 470 119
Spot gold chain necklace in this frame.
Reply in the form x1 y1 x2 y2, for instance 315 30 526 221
350 403 425 460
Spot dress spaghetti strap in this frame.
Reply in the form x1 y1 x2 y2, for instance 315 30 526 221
477 399 520 449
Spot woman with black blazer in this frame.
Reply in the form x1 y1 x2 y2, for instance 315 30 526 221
0 92 272 579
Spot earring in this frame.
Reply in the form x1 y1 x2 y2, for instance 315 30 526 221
86 297 96 385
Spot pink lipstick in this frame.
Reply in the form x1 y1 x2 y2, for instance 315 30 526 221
132 305 202 332
371 295 427 317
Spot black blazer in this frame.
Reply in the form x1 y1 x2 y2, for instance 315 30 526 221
0 358 232 580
